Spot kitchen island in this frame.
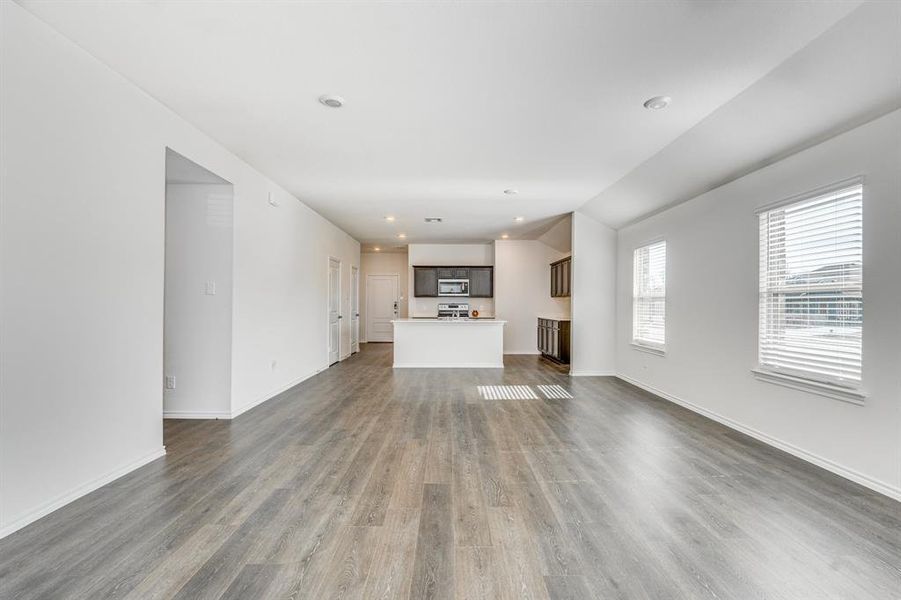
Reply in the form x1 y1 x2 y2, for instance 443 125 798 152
391 318 506 368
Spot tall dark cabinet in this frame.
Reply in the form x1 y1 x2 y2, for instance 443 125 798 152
550 256 571 297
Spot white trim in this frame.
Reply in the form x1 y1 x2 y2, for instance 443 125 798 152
327 256 342 365
617 374 901 502
632 234 666 252
350 265 360 354
570 370 616 377
751 368 866 405
393 362 504 369
631 342 666 356
230 367 322 419
504 351 542 355
754 175 864 214
0 447 167 540
163 410 231 420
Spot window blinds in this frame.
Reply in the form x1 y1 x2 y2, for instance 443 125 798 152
633 240 666 349
758 181 863 386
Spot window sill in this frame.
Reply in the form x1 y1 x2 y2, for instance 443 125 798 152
751 368 865 405
631 343 666 357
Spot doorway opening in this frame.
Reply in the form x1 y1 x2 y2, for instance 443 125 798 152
163 149 233 419
366 274 399 342
328 257 342 365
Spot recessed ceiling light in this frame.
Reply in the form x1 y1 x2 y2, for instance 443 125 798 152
501 234 509 239
503 189 518 195
384 215 395 222
318 94 345 108
373 246 381 252
397 233 407 239
424 217 443 223
514 216 524 222
643 95 671 110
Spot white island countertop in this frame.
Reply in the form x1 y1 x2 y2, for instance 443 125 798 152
392 318 506 368
391 318 506 324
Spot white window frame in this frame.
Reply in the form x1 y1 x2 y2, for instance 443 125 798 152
632 238 666 355
753 177 865 404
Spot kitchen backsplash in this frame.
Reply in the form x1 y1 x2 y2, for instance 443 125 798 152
411 297 495 317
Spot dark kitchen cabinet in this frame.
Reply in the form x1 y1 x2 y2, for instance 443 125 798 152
469 267 493 298
537 318 571 364
550 256 571 298
413 267 439 297
413 265 494 298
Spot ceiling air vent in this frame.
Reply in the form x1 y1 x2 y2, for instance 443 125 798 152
424 217 443 223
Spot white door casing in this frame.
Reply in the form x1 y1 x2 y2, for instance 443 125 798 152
328 257 341 365
366 274 398 343
351 266 360 353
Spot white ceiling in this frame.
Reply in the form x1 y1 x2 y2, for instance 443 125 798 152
19 0 881 243
580 1 901 228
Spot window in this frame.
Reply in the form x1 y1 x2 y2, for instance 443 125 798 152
757 180 863 390
633 240 666 351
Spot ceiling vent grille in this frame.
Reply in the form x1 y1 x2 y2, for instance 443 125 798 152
424 217 443 223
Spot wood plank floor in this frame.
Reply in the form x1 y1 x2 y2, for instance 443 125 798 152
1 343 899 599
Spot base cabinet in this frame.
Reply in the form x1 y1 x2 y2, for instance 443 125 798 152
537 318 571 364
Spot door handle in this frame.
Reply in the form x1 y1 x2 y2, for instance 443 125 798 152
338 315 343 319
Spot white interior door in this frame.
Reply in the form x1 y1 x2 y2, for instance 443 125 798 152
366 274 398 342
328 257 341 365
351 266 360 354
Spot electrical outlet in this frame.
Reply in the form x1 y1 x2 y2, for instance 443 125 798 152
205 280 216 295
165 375 176 390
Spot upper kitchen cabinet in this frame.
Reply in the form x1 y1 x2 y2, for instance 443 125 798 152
414 265 494 297
550 256 571 297
469 267 494 297
413 267 438 297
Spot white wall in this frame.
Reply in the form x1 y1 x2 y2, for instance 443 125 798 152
360 251 409 342
164 183 234 419
537 215 573 253
0 2 359 538
494 240 570 354
571 211 617 375
615 109 901 499
407 243 495 317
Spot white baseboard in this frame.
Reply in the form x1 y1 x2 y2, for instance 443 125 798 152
504 351 541 355
230 367 322 419
571 370 616 376
163 410 231 420
617 374 901 502
0 446 167 540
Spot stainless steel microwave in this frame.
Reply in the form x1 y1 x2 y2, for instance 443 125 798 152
437 278 469 296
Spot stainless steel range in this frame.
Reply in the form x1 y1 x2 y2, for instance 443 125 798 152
437 303 469 318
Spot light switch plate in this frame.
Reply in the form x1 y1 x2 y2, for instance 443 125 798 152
205 281 216 295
